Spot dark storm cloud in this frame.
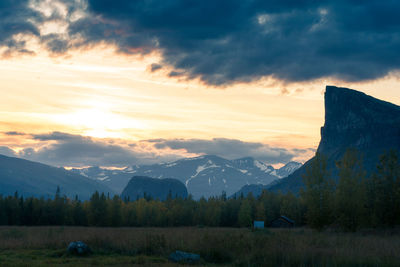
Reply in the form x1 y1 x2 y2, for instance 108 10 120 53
0 0 41 54
41 34 70 54
151 138 302 164
168 71 185 77
2 0 400 84
58 0 400 85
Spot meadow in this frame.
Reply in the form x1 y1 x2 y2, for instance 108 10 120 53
0 226 400 266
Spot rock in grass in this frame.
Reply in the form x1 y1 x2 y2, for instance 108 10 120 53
169 250 200 263
67 241 92 256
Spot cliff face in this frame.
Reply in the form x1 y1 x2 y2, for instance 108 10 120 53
319 86 400 166
269 85 400 193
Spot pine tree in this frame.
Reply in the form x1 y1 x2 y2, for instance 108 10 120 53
22 197 34 225
5 194 21 225
280 192 304 224
220 198 240 227
89 191 108 226
335 149 367 231
204 198 222 226
301 153 334 230
109 195 122 226
259 190 280 224
0 196 7 225
72 199 87 226
255 202 266 221
371 150 400 227
238 199 252 227
52 186 66 225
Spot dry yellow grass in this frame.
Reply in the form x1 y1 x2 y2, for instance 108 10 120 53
1 226 400 266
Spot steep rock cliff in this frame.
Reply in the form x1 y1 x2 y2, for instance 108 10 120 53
269 85 400 193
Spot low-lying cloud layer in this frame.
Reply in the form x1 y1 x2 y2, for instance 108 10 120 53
2 0 400 85
1 131 313 167
151 138 297 164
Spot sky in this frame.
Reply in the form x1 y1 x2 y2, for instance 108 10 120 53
0 0 400 168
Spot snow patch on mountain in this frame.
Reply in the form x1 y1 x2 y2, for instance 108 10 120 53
254 160 270 172
79 171 89 178
186 161 219 186
97 176 109 181
192 163 219 178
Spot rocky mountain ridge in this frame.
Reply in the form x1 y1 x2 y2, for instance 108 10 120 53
72 155 301 199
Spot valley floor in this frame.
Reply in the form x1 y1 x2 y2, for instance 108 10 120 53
0 226 399 266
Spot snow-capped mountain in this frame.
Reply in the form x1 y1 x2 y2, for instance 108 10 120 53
70 155 301 199
276 161 302 178
71 166 134 194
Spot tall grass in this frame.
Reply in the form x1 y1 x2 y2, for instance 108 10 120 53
1 226 400 266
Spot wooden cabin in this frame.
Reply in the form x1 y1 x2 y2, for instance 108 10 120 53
269 216 295 228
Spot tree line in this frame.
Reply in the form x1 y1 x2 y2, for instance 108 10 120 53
302 149 400 231
0 150 398 231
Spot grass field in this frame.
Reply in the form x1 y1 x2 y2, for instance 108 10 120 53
1 226 400 266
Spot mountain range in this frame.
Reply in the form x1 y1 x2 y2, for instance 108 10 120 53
4 85 395 200
71 156 301 199
3 85 396 200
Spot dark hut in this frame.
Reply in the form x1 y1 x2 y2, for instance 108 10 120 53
269 216 295 228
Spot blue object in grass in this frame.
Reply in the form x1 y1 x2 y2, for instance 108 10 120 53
254 220 264 229
169 250 200 263
67 241 92 255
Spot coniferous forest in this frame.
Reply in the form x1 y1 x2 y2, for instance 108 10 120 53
0 150 399 232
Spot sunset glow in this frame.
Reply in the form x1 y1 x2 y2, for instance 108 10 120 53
1 45 400 166
1 0 400 168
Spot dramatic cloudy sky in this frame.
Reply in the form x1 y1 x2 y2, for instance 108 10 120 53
1 0 400 167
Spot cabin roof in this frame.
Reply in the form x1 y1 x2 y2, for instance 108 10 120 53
278 216 295 224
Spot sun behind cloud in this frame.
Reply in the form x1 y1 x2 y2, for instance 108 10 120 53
52 106 146 139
